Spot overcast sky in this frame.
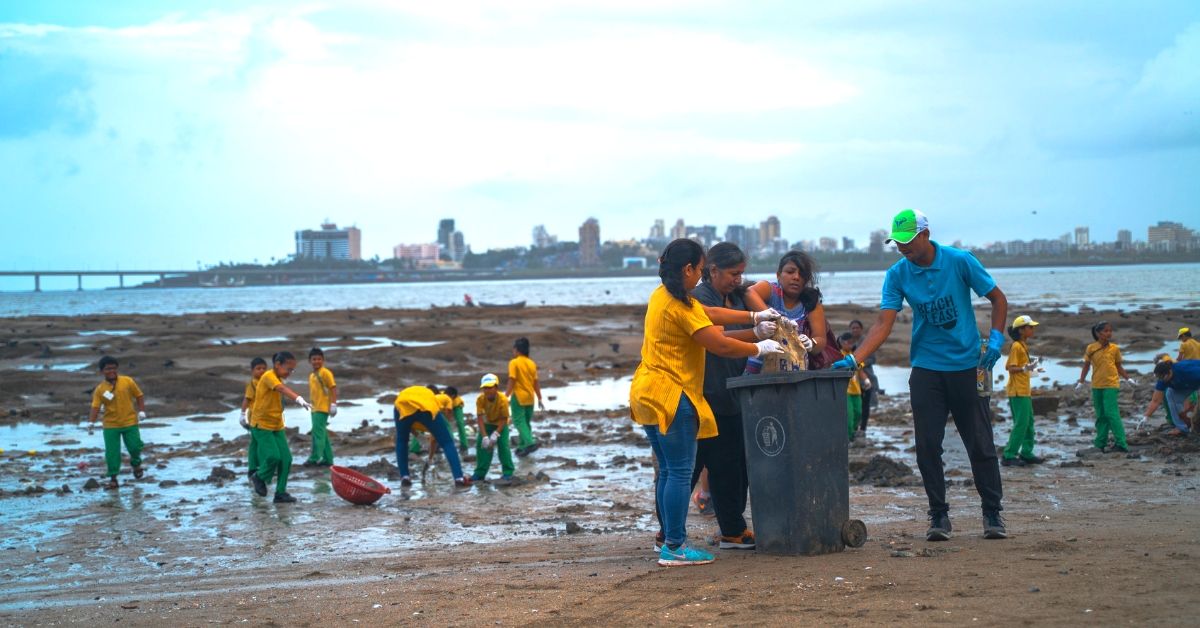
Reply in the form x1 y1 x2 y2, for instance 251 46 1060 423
2 0 1198 270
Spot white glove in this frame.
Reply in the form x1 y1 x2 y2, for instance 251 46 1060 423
295 396 312 411
1123 377 1137 386
753 308 783 324
239 409 250 429
777 317 799 333
755 339 784 358
862 378 872 391
329 403 338 417
484 434 496 448
796 334 815 352
137 411 147 421
753 320 777 340
1074 381 1084 391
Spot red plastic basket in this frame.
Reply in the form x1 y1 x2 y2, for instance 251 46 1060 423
330 465 391 505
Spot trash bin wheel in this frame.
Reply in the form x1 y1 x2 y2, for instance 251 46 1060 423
841 519 867 548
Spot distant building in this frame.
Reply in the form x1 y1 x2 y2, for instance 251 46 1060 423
842 237 855 252
393 243 440 268
451 231 466 262
1116 229 1132 251
868 230 887 256
1148 221 1197 252
1074 226 1090 248
818 237 838 253
670 219 687 241
579 218 601 267
532 225 558 249
649 219 665 240
690 225 719 248
760 216 781 245
725 225 748 252
438 219 455 251
295 222 362 261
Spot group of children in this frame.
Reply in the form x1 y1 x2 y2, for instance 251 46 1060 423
90 336 548 502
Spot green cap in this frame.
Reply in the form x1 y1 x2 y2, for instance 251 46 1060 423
886 208 929 244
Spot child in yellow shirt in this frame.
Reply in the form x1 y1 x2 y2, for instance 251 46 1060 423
838 333 871 441
305 347 337 467
1002 316 1042 466
1076 321 1134 452
506 337 545 457
250 352 312 503
473 373 515 482
393 385 470 488
88 356 147 490
240 357 268 479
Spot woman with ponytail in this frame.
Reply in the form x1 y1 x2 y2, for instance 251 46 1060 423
631 238 784 567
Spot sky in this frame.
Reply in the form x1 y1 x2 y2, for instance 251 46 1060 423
1 0 1198 271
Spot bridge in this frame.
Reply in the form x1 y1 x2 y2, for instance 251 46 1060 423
0 270 197 291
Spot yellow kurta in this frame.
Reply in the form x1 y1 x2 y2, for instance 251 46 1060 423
91 376 143 429
1006 340 1031 396
629 285 717 438
252 369 286 430
1085 342 1122 389
508 355 539 406
1180 337 1200 361
476 392 511 427
308 367 336 413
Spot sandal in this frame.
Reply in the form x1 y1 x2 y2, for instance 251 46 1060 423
133 465 144 479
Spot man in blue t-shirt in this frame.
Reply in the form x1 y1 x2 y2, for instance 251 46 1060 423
1141 359 1200 435
835 209 1009 542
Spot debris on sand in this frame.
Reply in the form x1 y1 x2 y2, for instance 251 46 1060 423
565 520 583 534
851 455 917 487
206 467 238 483
83 478 101 490
351 458 402 481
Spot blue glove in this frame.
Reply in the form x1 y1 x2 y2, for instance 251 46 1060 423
832 355 858 370
982 328 1004 370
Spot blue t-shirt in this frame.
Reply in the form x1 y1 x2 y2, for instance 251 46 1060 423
881 242 997 371
1156 359 1200 392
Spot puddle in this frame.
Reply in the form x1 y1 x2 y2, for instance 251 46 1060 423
207 336 289 346
454 376 633 413
16 362 91 372
320 336 445 351
77 330 135 337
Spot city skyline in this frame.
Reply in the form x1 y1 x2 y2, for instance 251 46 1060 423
2 2 1198 270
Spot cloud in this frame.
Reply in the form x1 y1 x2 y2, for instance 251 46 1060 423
0 50 96 138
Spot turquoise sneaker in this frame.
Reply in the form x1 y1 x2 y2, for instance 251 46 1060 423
658 543 715 567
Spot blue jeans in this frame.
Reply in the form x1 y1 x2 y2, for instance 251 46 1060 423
394 410 464 479
643 394 699 548
1165 387 1197 433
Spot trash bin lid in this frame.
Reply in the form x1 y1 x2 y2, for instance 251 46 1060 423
726 369 853 390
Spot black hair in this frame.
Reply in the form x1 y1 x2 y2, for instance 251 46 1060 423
427 384 441 394
1182 330 1194 339
308 347 324 358
1154 361 1173 379
98 355 119 371
1008 326 1023 342
445 386 458 397
657 238 705 306
514 337 530 356
272 351 295 364
837 331 854 344
776 250 823 311
849 319 864 329
1090 321 1110 341
250 357 267 368
701 243 748 297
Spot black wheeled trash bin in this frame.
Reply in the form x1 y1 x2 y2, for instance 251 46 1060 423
727 370 867 555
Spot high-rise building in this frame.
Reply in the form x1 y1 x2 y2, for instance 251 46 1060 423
451 231 466 262
532 225 557 249
818 237 838 253
1074 226 1090 248
724 225 747 252
760 216 781 244
1148 221 1197 252
649 219 665 240
868 230 887 256
690 225 718 248
842 237 855 252
438 219 455 250
295 222 362 261
579 218 601 267
393 243 440 268
670 219 687 241
1116 229 1132 251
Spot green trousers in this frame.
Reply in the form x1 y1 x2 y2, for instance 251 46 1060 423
509 398 537 448
1004 396 1035 459
103 425 143 477
307 411 334 465
472 424 515 480
247 426 259 472
846 394 862 440
409 431 424 454
452 406 470 448
253 427 292 494
1091 387 1127 449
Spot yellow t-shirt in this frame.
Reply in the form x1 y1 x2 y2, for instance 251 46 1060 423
843 350 861 396
244 376 261 427
1085 342 1122 389
453 396 464 409
308 367 337 413
1006 340 1031 397
629 285 717 438
394 386 441 419
1180 337 1200 361
476 392 510 426
252 369 286 430
91 376 143 429
508 355 539 406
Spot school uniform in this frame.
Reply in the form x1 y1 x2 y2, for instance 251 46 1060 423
473 392 514 480
244 376 261 472
1003 340 1036 460
1085 342 1127 449
450 396 469 449
91 375 145 477
844 350 863 440
393 386 463 479
307 367 336 465
251 369 292 495
507 355 540 450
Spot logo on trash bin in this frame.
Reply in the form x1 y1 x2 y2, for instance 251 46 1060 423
755 416 786 457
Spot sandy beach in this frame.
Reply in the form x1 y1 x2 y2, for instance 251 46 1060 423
2 303 1199 625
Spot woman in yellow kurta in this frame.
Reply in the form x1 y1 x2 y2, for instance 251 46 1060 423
631 238 784 567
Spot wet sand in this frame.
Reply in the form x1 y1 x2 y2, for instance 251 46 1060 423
2 304 1199 625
